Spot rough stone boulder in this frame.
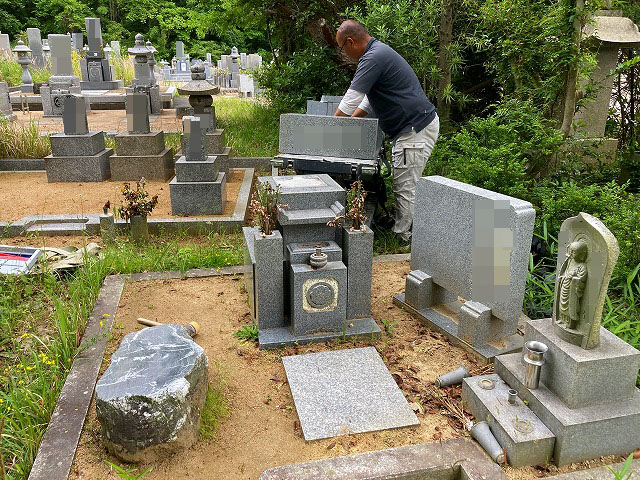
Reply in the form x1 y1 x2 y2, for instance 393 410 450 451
96 324 208 462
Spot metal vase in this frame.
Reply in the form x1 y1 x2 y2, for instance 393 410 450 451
523 340 548 389
435 365 471 388
130 215 149 244
470 421 505 464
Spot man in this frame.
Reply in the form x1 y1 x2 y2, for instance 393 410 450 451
334 20 439 244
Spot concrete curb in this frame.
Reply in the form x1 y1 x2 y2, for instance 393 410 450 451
0 168 255 237
26 253 408 480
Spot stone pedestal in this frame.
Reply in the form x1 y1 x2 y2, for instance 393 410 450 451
343 226 374 320
169 155 226 215
110 132 173 181
45 131 112 182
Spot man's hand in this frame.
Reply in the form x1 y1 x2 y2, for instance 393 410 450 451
352 108 368 118
335 108 349 117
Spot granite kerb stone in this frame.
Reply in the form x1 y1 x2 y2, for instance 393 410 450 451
169 172 227 215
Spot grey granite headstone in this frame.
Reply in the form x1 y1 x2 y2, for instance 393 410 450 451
85 18 103 55
95 325 208 462
126 93 150 134
27 28 44 67
0 82 15 120
49 34 74 76
406 176 535 348
72 33 83 51
0 34 10 52
176 41 185 59
183 115 205 161
110 40 121 57
279 114 380 160
282 347 419 440
63 95 88 136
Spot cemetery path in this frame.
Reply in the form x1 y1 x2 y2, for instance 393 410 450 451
69 262 620 480
0 170 244 221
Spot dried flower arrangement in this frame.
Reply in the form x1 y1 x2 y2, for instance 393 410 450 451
249 182 287 236
328 180 367 231
117 178 159 221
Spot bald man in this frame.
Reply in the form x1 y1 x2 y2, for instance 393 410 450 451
335 20 439 244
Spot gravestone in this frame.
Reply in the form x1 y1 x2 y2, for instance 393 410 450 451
243 174 380 348
170 116 227 215
0 33 10 53
0 82 16 121
27 28 44 68
110 40 121 57
71 33 83 51
464 212 640 466
45 94 112 181
283 347 419 440
79 18 123 90
175 41 189 73
96 325 208 462
109 93 174 181
41 34 81 117
394 176 535 362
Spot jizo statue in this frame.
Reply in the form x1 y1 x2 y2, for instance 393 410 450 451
552 213 619 349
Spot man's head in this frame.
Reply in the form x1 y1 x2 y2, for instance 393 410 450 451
336 20 371 61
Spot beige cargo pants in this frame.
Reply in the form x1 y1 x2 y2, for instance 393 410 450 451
391 115 440 242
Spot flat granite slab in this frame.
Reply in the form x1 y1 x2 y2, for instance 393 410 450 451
282 346 419 441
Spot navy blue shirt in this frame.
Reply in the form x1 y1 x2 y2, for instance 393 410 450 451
350 38 436 139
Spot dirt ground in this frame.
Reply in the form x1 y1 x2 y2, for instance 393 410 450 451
69 261 623 480
13 108 183 134
0 169 245 221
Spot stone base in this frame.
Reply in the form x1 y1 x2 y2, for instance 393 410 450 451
50 131 105 157
169 172 226 215
114 131 165 156
495 352 640 466
180 129 226 155
109 148 174 181
462 374 555 467
393 293 524 364
175 155 219 182
215 146 232 168
80 80 124 90
258 317 381 349
45 149 112 182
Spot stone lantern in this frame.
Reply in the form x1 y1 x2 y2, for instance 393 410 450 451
229 46 240 88
13 40 33 93
103 44 112 60
42 39 51 64
145 40 157 86
177 61 219 133
127 34 162 114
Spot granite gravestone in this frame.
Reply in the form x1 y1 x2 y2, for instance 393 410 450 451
464 213 640 466
45 94 112 181
80 18 122 90
0 82 16 121
27 28 44 68
71 32 83 51
41 34 81 116
0 33 10 53
170 116 226 215
110 40 121 57
394 176 535 362
109 93 173 181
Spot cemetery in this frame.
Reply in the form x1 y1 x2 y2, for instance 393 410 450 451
1 2 640 480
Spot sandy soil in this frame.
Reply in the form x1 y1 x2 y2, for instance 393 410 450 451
0 169 246 221
69 261 624 480
13 107 183 134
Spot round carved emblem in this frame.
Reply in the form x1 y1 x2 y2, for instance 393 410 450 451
306 281 335 309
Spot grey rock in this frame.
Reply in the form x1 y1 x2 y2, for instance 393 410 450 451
50 132 105 157
462 374 555 467
109 148 174 181
169 172 226 215
45 149 112 182
282 347 419 441
279 114 380 160
95 324 208 462
290 261 347 336
525 318 640 409
343 226 374 320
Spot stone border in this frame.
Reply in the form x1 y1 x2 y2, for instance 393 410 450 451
0 168 255 237
26 254 407 480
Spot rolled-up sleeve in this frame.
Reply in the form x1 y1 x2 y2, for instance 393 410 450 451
358 95 372 114
338 89 366 116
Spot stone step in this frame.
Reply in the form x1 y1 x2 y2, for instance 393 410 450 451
462 373 555 467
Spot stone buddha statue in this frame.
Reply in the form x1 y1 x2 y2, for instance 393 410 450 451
555 240 588 330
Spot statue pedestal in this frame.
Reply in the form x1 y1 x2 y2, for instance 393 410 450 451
464 318 640 466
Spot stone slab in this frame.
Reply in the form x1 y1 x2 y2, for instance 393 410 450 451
496 352 640 466
109 148 174 181
278 204 343 226
409 176 535 341
343 226 374 320
462 374 555 467
80 80 124 90
169 172 226 215
281 224 339 253
525 318 640 409
45 148 112 182
286 240 342 265
279 114 380 160
282 347 419 440
261 174 346 211
544 459 640 479
175 155 220 182
114 131 165 156
259 437 508 480
50 131 105 157
393 293 524 364
290 261 347 336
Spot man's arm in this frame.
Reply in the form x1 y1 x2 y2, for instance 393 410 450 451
352 95 372 117
335 88 366 116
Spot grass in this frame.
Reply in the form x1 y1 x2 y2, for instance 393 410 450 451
215 97 279 157
0 53 50 87
0 232 243 480
232 323 258 342
0 121 51 159
199 362 230 440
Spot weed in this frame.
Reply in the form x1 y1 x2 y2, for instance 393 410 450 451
232 323 258 342
607 453 634 480
380 317 399 337
105 461 153 480
200 363 230 440
0 121 51 159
